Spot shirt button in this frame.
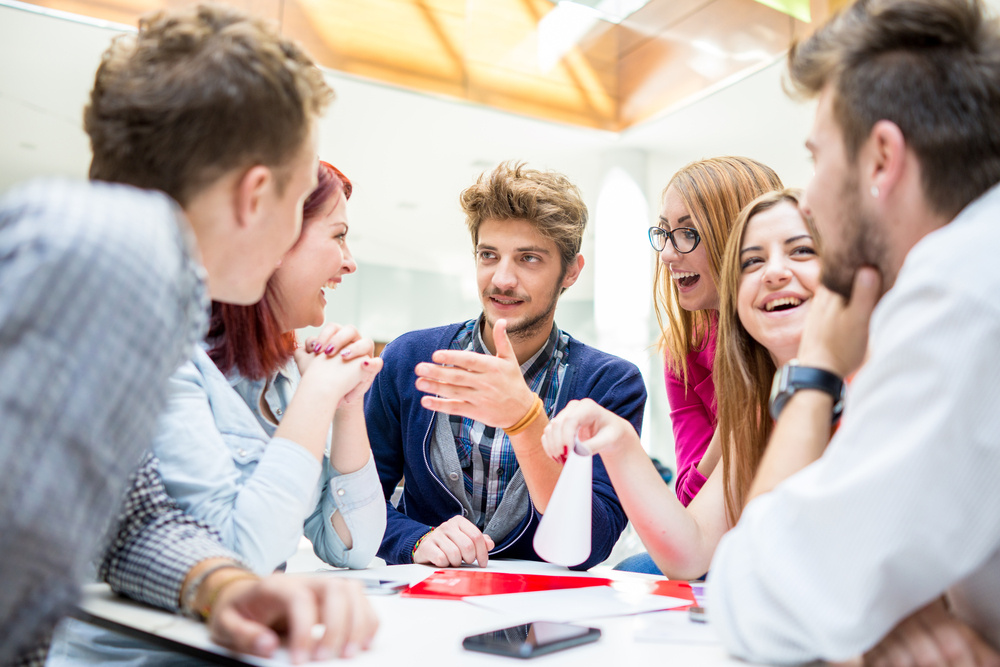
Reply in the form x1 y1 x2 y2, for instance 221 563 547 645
276 408 283 416
336 488 345 496
448 472 459 481
238 449 247 457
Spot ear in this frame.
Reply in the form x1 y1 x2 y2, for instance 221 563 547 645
865 120 907 200
560 254 585 290
234 165 273 229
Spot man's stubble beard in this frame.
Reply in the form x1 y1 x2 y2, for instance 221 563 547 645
483 271 565 342
820 173 887 300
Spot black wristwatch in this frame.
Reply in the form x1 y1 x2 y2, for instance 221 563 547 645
769 359 845 423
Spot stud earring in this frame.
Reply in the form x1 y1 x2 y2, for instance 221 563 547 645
870 185 880 198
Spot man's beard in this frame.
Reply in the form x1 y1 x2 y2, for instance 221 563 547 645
821 175 886 300
483 283 561 342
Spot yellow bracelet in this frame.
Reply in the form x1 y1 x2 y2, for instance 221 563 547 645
503 395 544 437
199 571 260 621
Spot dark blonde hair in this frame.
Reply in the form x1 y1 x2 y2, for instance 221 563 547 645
788 0 1000 218
85 3 334 206
654 157 783 383
714 188 821 524
460 161 587 272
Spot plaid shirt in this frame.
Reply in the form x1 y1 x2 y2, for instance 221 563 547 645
449 319 569 530
0 180 214 664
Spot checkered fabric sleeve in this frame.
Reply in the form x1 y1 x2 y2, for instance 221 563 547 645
99 453 247 611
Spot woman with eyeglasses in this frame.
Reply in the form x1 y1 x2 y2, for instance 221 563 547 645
650 157 783 513
543 189 827 580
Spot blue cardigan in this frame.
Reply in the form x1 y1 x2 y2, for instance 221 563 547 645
365 321 646 569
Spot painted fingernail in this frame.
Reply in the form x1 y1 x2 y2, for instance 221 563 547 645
341 348 351 357
325 344 336 354
363 360 370 367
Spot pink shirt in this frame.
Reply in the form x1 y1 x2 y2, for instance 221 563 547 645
664 325 717 507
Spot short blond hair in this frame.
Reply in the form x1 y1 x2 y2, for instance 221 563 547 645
460 161 587 272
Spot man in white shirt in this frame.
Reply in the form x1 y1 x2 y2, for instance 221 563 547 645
709 0 1000 665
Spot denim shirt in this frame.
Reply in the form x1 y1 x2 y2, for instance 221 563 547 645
153 346 386 574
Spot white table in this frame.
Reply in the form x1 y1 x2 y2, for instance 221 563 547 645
75 558 762 666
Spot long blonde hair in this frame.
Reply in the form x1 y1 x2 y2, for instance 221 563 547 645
715 188 821 524
655 157 783 384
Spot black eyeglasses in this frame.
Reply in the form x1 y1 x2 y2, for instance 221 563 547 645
648 226 701 254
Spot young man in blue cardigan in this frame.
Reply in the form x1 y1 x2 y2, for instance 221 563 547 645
365 161 646 570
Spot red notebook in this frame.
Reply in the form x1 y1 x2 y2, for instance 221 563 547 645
648 579 697 609
401 570 613 599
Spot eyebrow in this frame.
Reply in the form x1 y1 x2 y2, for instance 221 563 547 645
739 234 814 256
477 244 552 256
658 215 692 227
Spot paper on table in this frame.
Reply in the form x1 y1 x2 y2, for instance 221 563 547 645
533 438 592 566
633 609 721 645
464 585 692 621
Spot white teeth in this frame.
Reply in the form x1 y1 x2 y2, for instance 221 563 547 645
764 297 803 312
672 271 699 279
324 280 337 290
494 298 519 304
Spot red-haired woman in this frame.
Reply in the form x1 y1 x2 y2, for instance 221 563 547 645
153 161 386 573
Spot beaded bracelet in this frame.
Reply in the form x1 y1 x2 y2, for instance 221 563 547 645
503 395 544 437
411 528 435 561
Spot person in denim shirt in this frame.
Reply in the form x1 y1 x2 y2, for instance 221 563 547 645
157 162 386 574
50 161 385 665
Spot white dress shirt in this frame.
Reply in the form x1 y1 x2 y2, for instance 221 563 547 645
709 183 1000 663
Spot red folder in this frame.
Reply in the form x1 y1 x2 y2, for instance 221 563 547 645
401 570 613 599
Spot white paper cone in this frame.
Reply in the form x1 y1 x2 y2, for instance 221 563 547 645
533 438 593 566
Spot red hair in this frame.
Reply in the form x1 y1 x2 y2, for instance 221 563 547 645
208 161 352 379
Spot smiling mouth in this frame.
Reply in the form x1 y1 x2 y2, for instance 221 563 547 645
491 296 523 306
763 297 803 312
324 279 338 290
673 271 700 288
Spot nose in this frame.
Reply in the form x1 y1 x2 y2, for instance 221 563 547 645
492 257 518 291
659 242 680 265
763 255 792 286
341 242 357 275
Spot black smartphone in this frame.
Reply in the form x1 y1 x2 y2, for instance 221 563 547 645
462 621 601 659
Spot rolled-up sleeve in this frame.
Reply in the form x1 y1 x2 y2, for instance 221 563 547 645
306 453 387 569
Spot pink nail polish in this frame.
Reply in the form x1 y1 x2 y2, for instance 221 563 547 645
325 345 336 354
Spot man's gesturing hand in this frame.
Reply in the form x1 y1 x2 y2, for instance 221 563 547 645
415 319 535 429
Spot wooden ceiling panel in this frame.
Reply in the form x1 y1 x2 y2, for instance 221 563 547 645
18 0 826 130
21 0 280 27
616 0 714 59
619 0 794 126
289 0 467 80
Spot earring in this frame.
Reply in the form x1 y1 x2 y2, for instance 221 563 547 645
870 185 880 198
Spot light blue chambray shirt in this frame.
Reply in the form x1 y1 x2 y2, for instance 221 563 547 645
152 345 386 575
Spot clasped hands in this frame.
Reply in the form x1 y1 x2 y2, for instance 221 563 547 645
297 322 383 406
